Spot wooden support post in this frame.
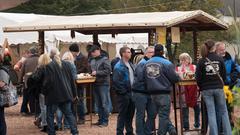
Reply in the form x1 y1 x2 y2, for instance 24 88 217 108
193 30 198 62
93 33 98 45
148 30 155 46
38 31 44 54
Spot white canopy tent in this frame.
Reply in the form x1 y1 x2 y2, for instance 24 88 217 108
0 12 148 53
1 10 229 61
3 10 228 32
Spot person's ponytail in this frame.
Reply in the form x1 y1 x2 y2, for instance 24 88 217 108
54 55 62 68
200 39 215 58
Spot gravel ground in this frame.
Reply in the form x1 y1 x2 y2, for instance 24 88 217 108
5 97 201 135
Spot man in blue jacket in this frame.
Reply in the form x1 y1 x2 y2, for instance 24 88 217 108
113 46 135 135
144 44 180 135
132 46 157 135
216 42 240 128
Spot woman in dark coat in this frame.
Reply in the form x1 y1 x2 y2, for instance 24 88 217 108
42 55 78 135
0 53 8 135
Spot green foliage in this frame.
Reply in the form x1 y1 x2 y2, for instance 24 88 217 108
6 0 111 15
6 0 222 15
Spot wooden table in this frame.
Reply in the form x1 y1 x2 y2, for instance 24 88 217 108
76 77 96 125
173 80 206 135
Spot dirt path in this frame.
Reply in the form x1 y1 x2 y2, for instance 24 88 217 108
5 97 200 135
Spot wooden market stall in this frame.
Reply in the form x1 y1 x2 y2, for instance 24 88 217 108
2 10 228 134
3 10 228 61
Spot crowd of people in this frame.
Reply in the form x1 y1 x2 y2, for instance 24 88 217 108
0 39 239 135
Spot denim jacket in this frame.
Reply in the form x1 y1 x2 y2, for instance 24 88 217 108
132 57 148 93
113 59 135 95
144 56 180 94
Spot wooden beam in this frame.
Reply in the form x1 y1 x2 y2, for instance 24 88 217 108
38 31 44 54
193 30 198 62
76 28 154 35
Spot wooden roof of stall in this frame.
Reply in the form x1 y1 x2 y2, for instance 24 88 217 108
3 10 228 34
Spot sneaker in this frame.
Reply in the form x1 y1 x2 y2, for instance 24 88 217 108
194 123 200 129
34 118 41 127
77 119 85 125
64 126 70 130
98 123 108 127
92 122 101 126
169 128 177 135
40 126 48 132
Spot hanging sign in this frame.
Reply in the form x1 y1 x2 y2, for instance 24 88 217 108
156 27 166 45
171 27 180 43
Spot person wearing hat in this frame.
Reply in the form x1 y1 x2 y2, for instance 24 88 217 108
89 45 111 127
69 43 89 124
20 46 39 115
143 44 180 135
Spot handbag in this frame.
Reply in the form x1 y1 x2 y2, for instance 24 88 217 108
0 73 18 107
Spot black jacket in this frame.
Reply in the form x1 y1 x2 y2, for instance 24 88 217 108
90 55 111 85
42 60 77 105
196 53 226 91
27 66 45 99
75 53 90 74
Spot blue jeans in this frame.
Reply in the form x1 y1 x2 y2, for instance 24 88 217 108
56 108 70 129
202 89 232 135
116 93 135 135
20 88 29 113
93 85 110 124
0 107 6 135
94 88 112 114
77 85 85 120
39 94 47 127
152 94 175 135
47 102 78 135
182 104 200 129
133 92 157 135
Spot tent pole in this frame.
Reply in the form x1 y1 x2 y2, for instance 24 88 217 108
38 31 44 54
148 30 154 46
193 30 198 62
93 33 98 45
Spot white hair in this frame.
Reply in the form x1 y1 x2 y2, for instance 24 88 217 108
50 47 60 59
144 46 154 54
179 53 193 64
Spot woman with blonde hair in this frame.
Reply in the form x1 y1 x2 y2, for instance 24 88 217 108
176 53 200 131
56 51 77 130
42 52 78 135
29 53 51 132
62 51 77 79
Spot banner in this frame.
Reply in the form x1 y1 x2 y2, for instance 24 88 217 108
156 27 166 45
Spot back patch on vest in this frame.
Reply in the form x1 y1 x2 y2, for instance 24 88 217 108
146 63 162 78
